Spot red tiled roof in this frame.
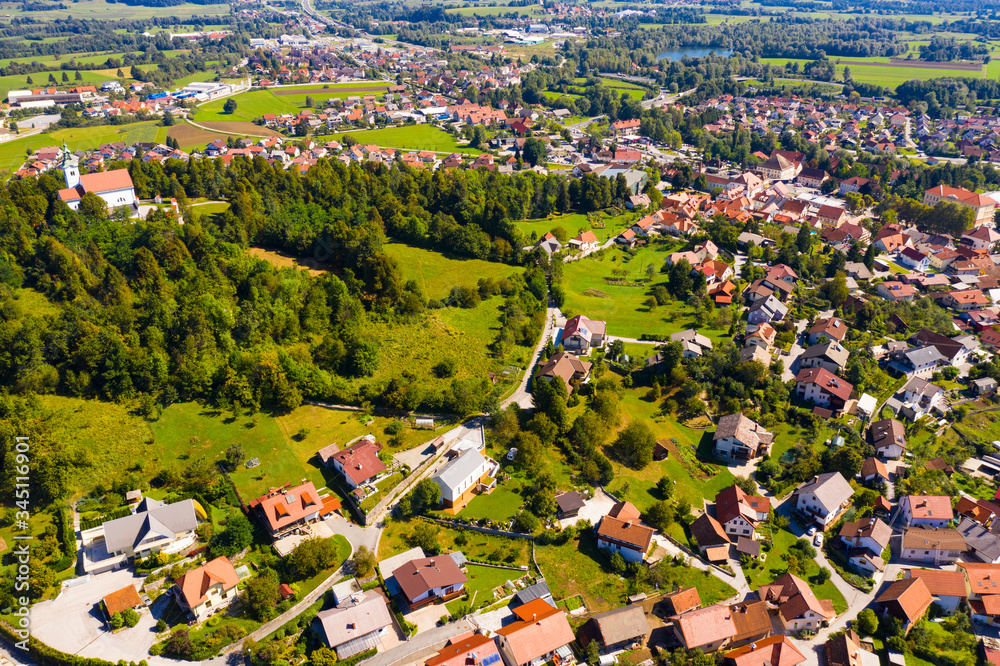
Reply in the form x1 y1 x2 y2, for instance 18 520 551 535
496 598 575 666
174 556 239 610
102 585 142 617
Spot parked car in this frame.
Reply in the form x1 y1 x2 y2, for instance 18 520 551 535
813 533 824 547
807 526 817 536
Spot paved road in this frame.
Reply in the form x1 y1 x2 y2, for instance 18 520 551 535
502 302 562 409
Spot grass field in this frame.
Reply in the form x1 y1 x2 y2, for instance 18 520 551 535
384 241 523 300
330 124 482 154
514 211 633 245
446 3 543 16
604 388 736 511
0 120 167 172
460 485 524 521
193 83 392 124
761 56 986 88
0 70 119 100
0 0 230 20
560 243 733 342
449 563 523 612
33 395 156 499
377 517 532 565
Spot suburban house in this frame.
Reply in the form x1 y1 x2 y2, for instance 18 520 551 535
713 413 773 459
869 418 907 459
101 585 143 624
495 598 575 666
173 556 240 621
905 569 969 614
425 633 502 666
670 604 737 652
744 323 777 352
861 457 890 487
747 295 789 325
807 317 848 345
567 231 600 252
902 495 954 528
794 472 854 527
899 247 930 272
797 341 849 375
958 562 1000 624
757 573 836 632
670 329 714 358
83 497 199 573
578 605 650 652
896 376 947 421
663 587 701 615
715 485 770 540
251 481 336 540
877 281 917 302
316 590 395 658
825 630 879 666
329 437 388 489
432 448 500 510
901 527 966 564
728 600 773 646
887 346 946 378
561 315 607 354
537 352 592 393
596 501 655 563
838 517 891 575
875 578 933 634
392 555 468 609
511 581 555 609
794 367 854 413
957 516 1000 563
723 636 806 666
690 512 731 562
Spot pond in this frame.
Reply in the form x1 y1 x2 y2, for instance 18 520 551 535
656 47 733 61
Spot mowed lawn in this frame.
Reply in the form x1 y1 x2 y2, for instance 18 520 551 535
560 243 732 342
151 402 311 500
330 125 482 153
377 517 532 565
744 527 847 614
0 70 119 99
460 485 523 521
384 241 523 300
194 90 300 123
0 121 167 172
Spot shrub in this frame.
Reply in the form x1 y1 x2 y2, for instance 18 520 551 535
122 608 140 628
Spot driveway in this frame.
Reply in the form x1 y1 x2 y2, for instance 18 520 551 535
31 568 160 664
559 487 617 528
503 303 562 410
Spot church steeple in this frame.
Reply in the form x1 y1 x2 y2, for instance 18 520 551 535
61 141 80 189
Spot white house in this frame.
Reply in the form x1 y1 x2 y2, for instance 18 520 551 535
712 413 773 459
869 418 906 459
173 556 239 621
316 590 394 658
795 472 854 527
902 495 953 528
431 448 499 510
901 527 965 564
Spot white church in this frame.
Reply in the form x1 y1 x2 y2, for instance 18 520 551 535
57 143 139 214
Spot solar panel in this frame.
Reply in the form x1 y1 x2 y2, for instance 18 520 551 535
481 653 500 666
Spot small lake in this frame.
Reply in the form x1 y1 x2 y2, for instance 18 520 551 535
656 48 733 61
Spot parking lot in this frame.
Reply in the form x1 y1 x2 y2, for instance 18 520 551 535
31 569 160 663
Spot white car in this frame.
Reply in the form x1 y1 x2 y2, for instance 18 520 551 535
506 447 518 461
813 533 824 547
807 526 817 537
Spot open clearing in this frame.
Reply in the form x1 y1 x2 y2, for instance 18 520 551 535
330 124 483 153
273 84 391 96
0 0 230 20
384 241 523 299
0 121 167 172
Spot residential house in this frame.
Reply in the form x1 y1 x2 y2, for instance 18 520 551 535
794 367 854 413
887 346 946 378
568 231 600 251
724 636 806 666
825 630 879 666
250 481 336 540
899 247 930 272
896 376 947 421
317 590 395 658
877 281 918 302
901 527 966 564
838 517 892 575
328 438 388 489
816 205 847 227
689 513 731 562
923 185 996 225
875 578 933 634
974 378 998 395
905 569 969 614
902 495 954 528
596 501 655 563
89 498 199 568
869 418 907 459
861 457 891 487
713 413 773 460
537 352 592 394
432 448 500 510
757 573 837 632
957 517 1000 563
747 295 788 325
757 153 800 181
425 633 503 666
578 605 650 652
794 472 854 527
715 484 770 539
392 555 468 609
797 168 829 189
807 318 848 345
173 556 239 621
495 599 576 666
663 587 701 615
562 315 607 353
728 600 773 646
670 604 737 652
101 585 143 623
670 329 714 358
910 329 976 367
958 562 1000 624
797 341 850 375
962 225 1000 252
943 289 991 311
